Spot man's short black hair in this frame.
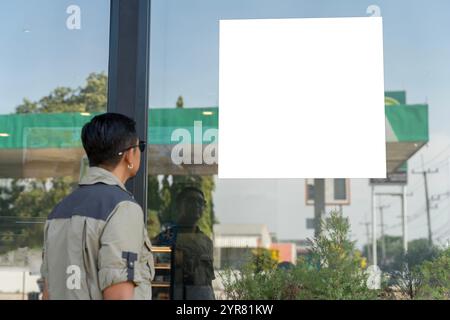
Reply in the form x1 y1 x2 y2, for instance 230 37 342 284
81 113 138 167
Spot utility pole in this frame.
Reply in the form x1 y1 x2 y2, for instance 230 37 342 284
377 204 390 265
371 185 377 267
361 220 373 264
412 155 438 246
402 186 408 254
313 179 326 237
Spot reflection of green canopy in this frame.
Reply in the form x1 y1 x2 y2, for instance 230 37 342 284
0 108 218 178
384 91 428 173
0 108 218 148
0 102 428 178
385 104 428 172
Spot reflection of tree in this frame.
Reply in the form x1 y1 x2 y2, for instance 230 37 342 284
15 73 107 114
156 175 216 237
0 73 107 254
0 78 217 254
362 236 441 272
147 96 217 238
176 96 184 109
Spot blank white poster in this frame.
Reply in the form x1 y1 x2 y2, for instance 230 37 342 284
218 17 386 179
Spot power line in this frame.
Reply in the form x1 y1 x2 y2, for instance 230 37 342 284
434 220 450 241
384 203 426 231
436 228 450 236
412 155 439 246
410 144 450 171
432 202 450 235
407 202 444 234
431 158 450 171
383 197 447 235
435 225 450 238
377 178 424 210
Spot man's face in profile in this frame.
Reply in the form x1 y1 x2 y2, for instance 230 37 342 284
178 190 205 227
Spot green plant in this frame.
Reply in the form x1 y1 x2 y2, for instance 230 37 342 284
220 263 300 300
294 211 378 300
386 248 449 300
221 211 378 300
219 247 298 300
250 248 278 273
415 248 450 300
389 263 423 300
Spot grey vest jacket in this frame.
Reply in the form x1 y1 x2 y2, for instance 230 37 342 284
40 167 155 300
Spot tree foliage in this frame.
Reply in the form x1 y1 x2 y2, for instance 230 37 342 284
1 76 218 259
222 211 377 300
15 73 107 114
151 175 216 238
1 73 107 254
295 211 377 299
415 248 450 300
363 236 442 272
0 178 76 253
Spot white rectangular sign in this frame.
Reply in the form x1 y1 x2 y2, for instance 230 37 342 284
219 17 386 178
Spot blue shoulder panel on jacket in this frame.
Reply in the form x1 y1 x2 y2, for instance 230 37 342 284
48 183 135 221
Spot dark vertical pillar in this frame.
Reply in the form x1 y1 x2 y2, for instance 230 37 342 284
108 0 151 221
314 178 325 237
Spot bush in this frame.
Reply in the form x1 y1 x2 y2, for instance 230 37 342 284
388 263 423 300
386 247 449 300
220 265 300 300
293 212 377 300
415 248 450 300
219 248 298 300
221 211 378 300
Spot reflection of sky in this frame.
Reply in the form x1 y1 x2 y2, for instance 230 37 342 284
1 0 450 246
1 0 450 133
0 0 110 115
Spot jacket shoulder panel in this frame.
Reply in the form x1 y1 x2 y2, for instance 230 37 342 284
48 183 135 221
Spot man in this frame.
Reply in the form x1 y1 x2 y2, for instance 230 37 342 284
154 187 215 300
40 113 154 300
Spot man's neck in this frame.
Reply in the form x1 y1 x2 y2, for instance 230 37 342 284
99 164 129 185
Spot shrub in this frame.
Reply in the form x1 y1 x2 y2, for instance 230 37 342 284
415 248 450 300
221 211 378 300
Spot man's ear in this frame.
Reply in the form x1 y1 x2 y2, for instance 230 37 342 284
124 149 133 166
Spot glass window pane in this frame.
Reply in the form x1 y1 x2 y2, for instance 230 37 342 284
147 0 447 300
0 0 110 299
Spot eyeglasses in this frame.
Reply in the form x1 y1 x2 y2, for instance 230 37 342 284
117 140 146 156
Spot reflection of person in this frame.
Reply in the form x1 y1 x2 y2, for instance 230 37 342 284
155 187 215 300
40 113 154 300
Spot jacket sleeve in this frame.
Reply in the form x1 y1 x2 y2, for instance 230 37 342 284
98 200 145 292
